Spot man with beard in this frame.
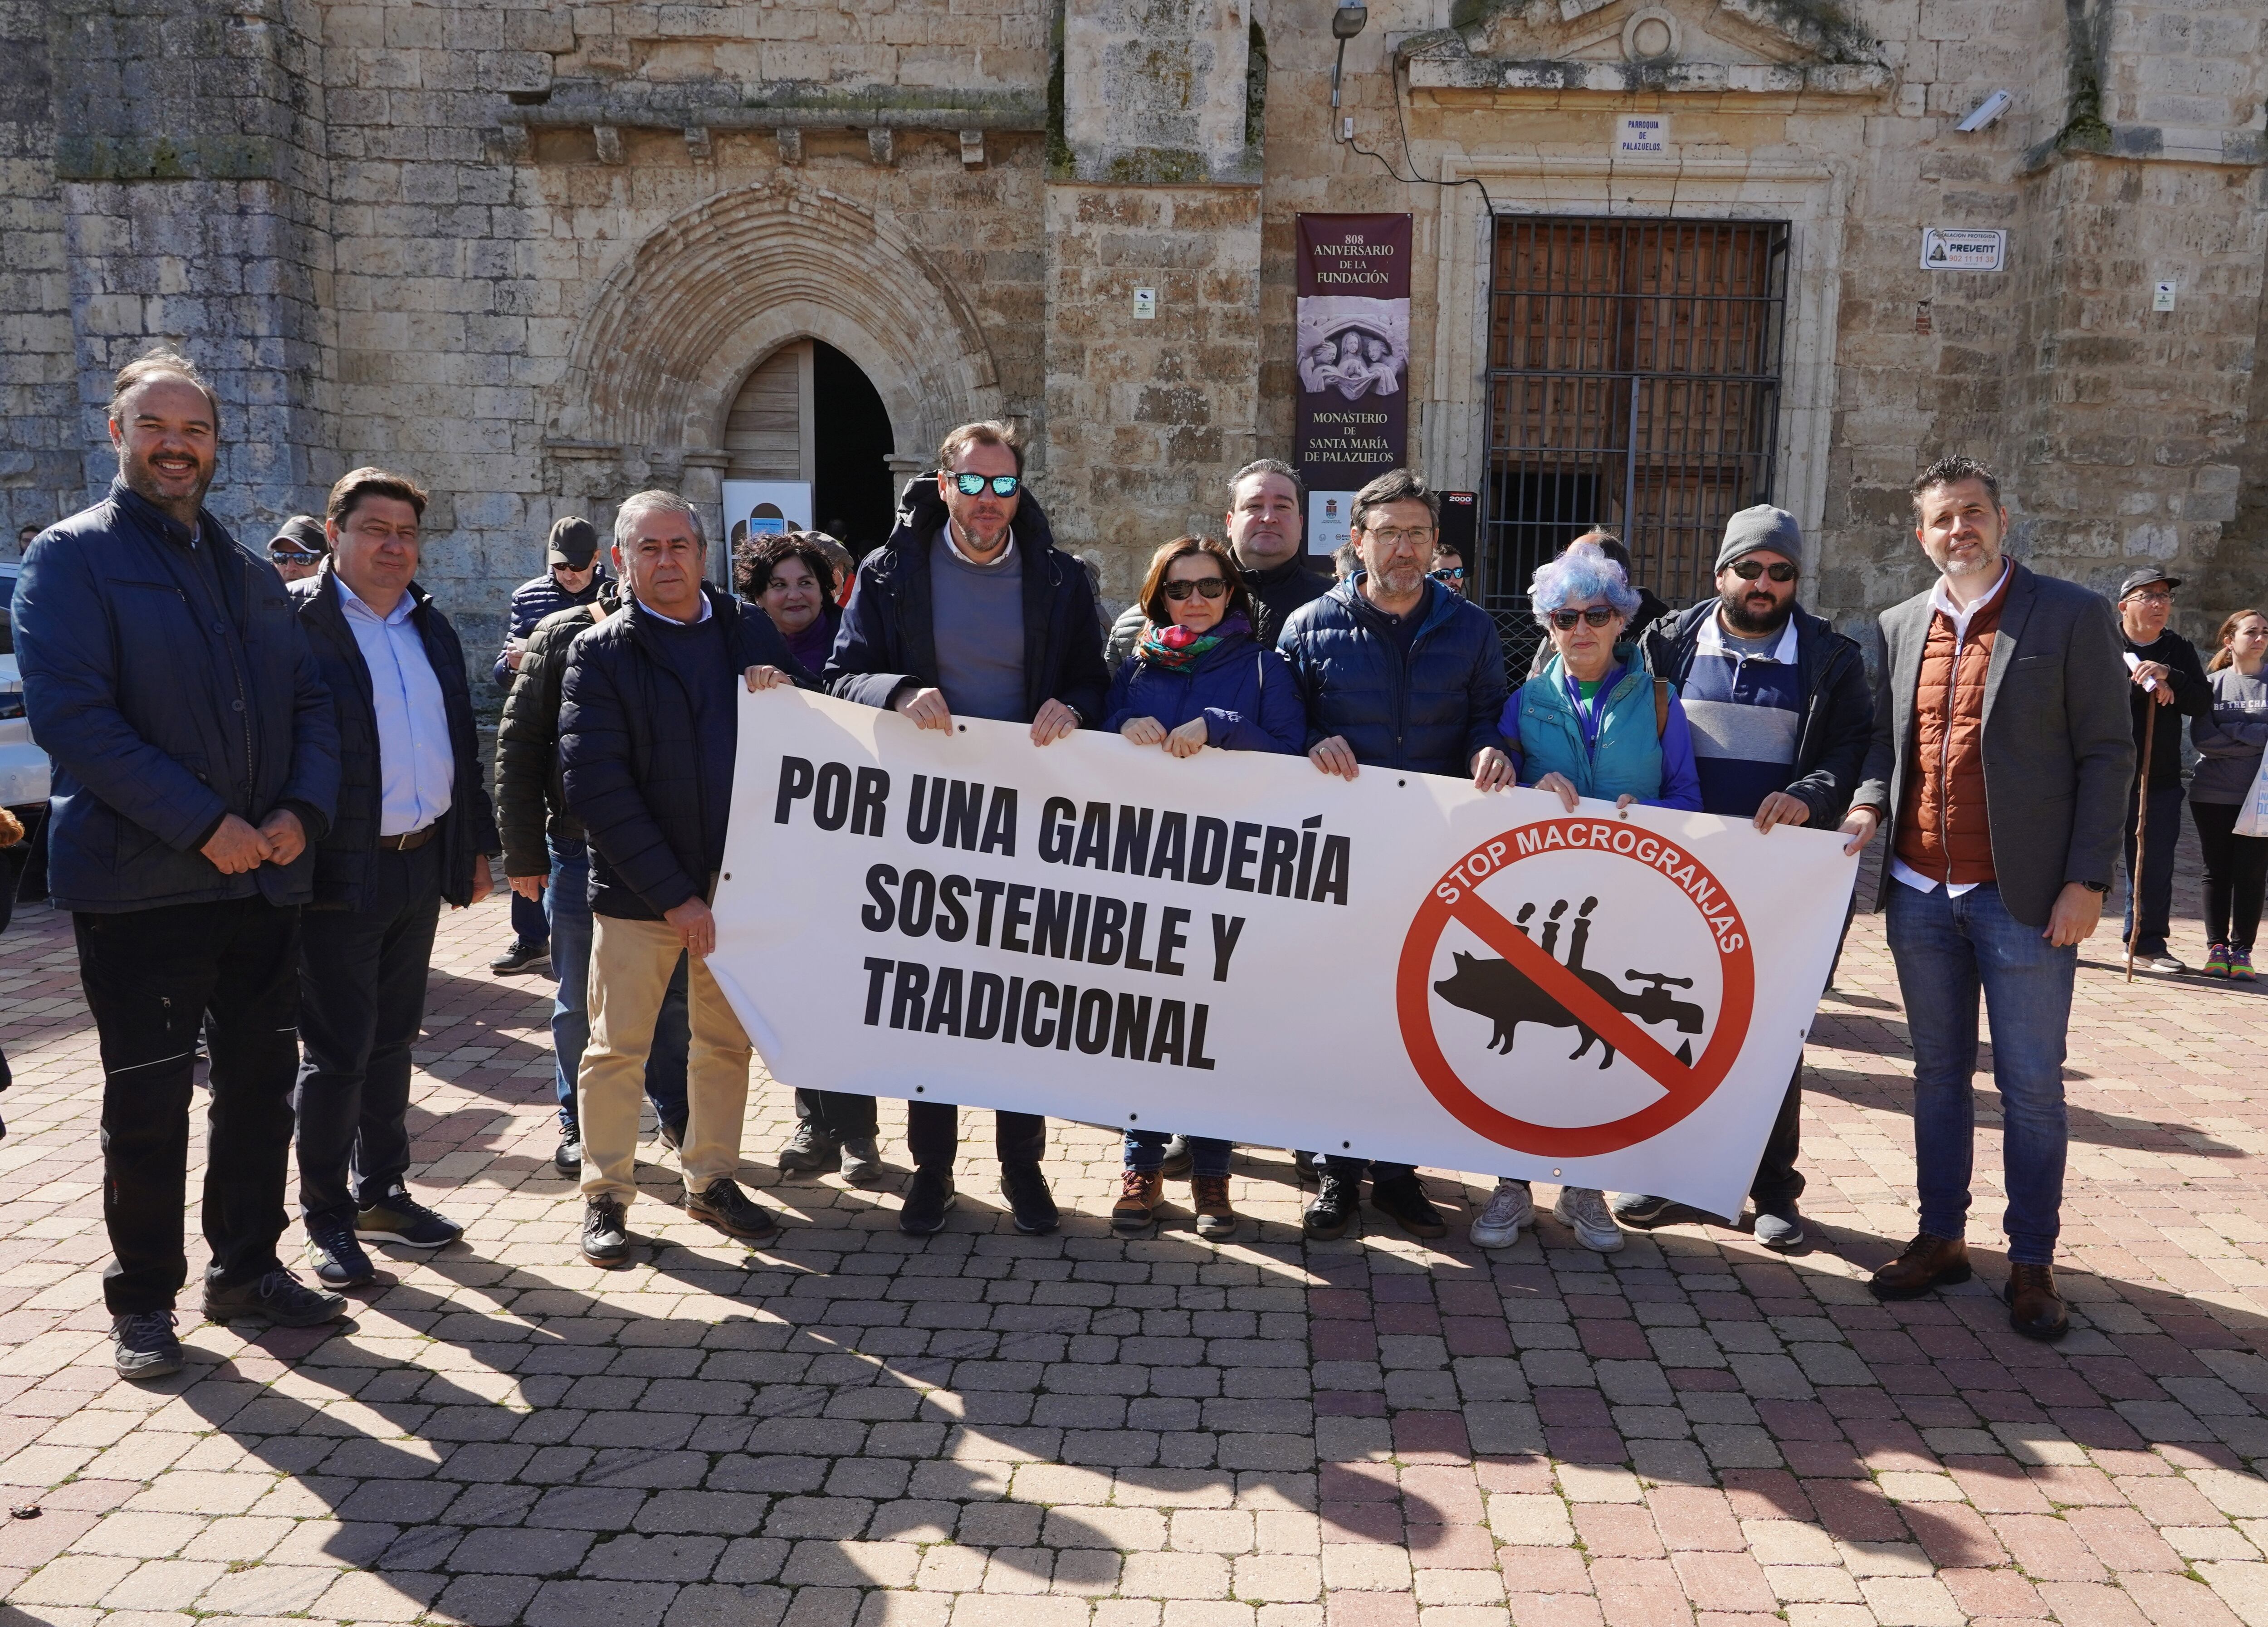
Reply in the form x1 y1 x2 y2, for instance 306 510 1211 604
1107 460 1329 667
12 350 344 1377
1605 506 1872 1251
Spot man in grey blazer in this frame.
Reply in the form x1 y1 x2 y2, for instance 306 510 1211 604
1840 455 2132 1341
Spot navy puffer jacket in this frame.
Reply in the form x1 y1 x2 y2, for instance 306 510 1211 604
12 481 339 912
1276 575 1510 777
1102 628 1305 754
559 586 815 920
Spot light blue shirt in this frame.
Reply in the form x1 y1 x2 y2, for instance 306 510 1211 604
336 577 455 836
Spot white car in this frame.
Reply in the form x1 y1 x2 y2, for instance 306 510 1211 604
0 561 50 813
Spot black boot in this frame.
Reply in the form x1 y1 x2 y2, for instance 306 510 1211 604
1304 1171 1360 1240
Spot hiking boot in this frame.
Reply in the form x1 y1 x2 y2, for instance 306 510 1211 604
305 1216 376 1289
1752 1206 1805 1252
1553 1186 1625 1253
112 1311 183 1381
554 1126 583 1177
2004 1262 2069 1341
582 1196 631 1268
356 1191 463 1248
685 1177 780 1244
1158 1134 1195 1179
839 1137 884 1186
1470 1178 1533 1248
1369 1172 1448 1240
1303 1171 1359 1239
1000 1162 1060 1235
203 1269 347 1328
490 937 550 975
900 1168 956 1236
777 1119 840 1174
2204 942 2233 978
1191 1173 1238 1241
1868 1233 1970 1300
1114 1168 1164 1236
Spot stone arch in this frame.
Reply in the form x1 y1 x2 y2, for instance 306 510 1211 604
554 178 1003 467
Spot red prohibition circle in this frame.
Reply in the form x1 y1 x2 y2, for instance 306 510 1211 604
1396 817 1756 1158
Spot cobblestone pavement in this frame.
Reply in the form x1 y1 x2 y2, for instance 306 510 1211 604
1 833 2266 1627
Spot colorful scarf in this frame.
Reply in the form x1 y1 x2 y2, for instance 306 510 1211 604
1138 612 1250 671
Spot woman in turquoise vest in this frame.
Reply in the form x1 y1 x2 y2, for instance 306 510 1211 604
1469 539 1703 1258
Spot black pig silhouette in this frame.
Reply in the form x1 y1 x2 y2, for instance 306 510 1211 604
1432 898 1705 1070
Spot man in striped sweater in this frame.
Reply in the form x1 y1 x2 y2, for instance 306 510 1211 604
1616 505 1874 1250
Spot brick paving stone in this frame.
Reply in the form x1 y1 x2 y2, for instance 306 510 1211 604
0 864 2266 1623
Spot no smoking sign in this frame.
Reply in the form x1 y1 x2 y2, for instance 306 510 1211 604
1395 817 1756 1158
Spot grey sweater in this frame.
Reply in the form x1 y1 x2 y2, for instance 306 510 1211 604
2192 664 2268 806
929 532 1028 723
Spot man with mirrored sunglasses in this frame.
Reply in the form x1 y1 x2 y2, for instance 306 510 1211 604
1605 505 1873 1250
267 515 328 584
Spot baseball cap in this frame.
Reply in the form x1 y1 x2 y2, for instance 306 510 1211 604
547 516 600 569
268 515 327 557
2116 566 2180 599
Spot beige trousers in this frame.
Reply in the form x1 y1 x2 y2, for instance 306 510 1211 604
578 913 751 1203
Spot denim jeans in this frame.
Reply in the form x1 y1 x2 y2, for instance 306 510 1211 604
1885 879 2076 1265
547 838 688 1133
1125 1129 1232 1177
2120 782 2185 957
510 886 548 948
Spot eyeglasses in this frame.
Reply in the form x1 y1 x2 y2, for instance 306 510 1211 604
1429 566 1467 583
1730 559 1799 583
269 547 321 566
1359 527 1433 550
952 473 1022 498
1548 606 1620 630
1162 577 1229 602
2127 591 2173 606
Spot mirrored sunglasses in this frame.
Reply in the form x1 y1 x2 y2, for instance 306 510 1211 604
1163 577 1229 602
1730 558 1799 583
953 473 1022 498
1429 566 1467 582
269 547 322 566
1549 606 1619 630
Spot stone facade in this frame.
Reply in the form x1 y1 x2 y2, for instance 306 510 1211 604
3 0 2264 654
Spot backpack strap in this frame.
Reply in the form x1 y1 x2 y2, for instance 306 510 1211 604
1653 678 1670 739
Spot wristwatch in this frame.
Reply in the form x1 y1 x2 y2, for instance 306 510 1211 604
2082 880 2111 894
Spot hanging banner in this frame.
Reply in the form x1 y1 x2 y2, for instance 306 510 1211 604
709 692 1859 1219
1295 213 1413 557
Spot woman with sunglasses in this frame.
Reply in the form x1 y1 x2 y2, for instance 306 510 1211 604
1102 536 1304 1241
1471 539 1702 1256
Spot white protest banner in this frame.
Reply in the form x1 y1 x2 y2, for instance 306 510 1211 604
710 692 1860 1219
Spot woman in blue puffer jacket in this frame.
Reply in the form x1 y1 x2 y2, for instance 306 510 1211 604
1102 536 1304 1243
1469 539 1703 1261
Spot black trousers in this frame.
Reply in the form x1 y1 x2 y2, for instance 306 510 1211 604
295 842 443 1226
74 897 302 1315
2193 799 2268 951
1322 1158 1418 1185
1749 1061 1805 1212
907 1099 1046 1171
795 1089 880 1141
2121 781 2185 956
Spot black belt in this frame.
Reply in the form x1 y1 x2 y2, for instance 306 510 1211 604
376 825 437 852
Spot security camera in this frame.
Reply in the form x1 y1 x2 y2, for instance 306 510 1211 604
1955 90 2012 133
1333 0 1368 39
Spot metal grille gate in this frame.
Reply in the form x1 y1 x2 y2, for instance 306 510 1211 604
1480 217 1789 674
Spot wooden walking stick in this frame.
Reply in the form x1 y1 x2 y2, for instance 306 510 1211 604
2126 699 2157 982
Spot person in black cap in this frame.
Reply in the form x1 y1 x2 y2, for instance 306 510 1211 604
267 515 328 585
2114 565 2211 973
489 517 608 974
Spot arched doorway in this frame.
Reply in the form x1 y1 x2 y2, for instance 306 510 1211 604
721 338 899 558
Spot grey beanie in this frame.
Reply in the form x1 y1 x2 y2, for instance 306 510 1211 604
1715 505 1802 572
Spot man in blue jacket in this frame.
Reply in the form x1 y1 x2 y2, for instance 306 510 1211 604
290 468 499 1290
11 350 345 1379
1279 468 1514 1241
1605 505 1874 1252
560 490 811 1267
823 421 1110 1238
489 517 607 975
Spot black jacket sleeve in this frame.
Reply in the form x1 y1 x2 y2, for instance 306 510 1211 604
494 620 572 880
1053 563 1113 725
1784 643 1875 827
560 639 704 919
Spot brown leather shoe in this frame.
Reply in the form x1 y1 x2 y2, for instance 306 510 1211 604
2004 1262 2070 1341
1867 1233 1971 1300
1191 1174 1239 1241
1113 1168 1164 1236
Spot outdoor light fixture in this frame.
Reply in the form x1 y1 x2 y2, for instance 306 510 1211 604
1955 90 2012 132
1331 0 1368 117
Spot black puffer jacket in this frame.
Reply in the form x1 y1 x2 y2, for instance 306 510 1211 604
559 586 814 920
495 584 616 878
824 475 1111 727
291 566 497 909
1276 576 1510 777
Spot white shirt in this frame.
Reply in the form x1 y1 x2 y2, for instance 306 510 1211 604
1890 559 2012 897
336 578 455 837
636 591 713 626
944 520 1017 569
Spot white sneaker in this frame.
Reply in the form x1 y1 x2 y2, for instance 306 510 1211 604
1553 1186 1625 1253
1470 1179 1534 1248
